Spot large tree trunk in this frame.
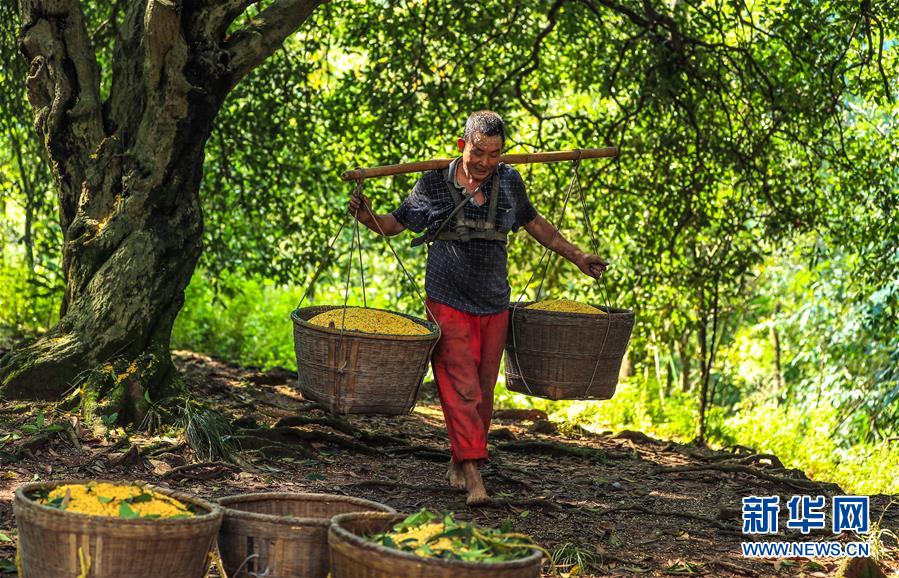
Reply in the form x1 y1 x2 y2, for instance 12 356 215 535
0 0 324 417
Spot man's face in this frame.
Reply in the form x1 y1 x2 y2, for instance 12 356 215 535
457 133 503 181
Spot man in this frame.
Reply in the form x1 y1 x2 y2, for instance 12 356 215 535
348 110 607 505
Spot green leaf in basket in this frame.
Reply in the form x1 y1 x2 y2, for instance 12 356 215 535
119 502 139 519
97 496 115 504
46 496 66 510
379 535 397 549
0 532 12 542
125 492 153 504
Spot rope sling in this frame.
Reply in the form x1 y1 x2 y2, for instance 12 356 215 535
295 178 440 376
509 153 615 398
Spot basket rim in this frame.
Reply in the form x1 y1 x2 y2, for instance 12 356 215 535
218 492 395 526
510 301 634 319
15 479 221 526
292 305 440 340
329 511 544 569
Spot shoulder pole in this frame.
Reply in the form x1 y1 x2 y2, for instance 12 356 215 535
340 147 618 181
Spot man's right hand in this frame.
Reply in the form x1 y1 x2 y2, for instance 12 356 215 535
348 190 373 225
347 190 405 236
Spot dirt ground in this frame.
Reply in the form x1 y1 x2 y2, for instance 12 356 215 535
0 350 896 577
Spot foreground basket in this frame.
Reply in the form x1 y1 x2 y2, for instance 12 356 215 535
217 493 395 578
504 303 635 400
292 305 439 414
14 479 221 578
329 512 543 578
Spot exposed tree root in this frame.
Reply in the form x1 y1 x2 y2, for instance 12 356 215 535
658 463 838 492
483 469 535 491
162 461 240 481
481 497 564 511
340 480 460 494
612 430 660 444
386 445 451 461
273 415 406 446
497 440 611 461
238 426 383 456
233 435 319 460
705 452 785 469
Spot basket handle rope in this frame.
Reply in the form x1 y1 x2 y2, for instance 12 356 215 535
573 159 614 398
292 195 355 379
510 153 581 395
510 151 613 398
354 178 441 340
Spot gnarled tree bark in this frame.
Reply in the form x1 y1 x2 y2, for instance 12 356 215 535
0 0 326 418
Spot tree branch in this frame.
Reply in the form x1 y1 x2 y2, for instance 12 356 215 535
224 0 327 89
189 0 260 44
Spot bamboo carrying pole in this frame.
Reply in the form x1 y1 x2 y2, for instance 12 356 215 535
340 146 618 181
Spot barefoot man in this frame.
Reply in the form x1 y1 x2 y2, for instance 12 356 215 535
348 110 607 504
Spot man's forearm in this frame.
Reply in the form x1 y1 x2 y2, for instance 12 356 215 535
527 216 585 263
359 211 404 236
548 233 586 263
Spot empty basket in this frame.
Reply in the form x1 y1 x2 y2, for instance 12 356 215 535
218 492 395 578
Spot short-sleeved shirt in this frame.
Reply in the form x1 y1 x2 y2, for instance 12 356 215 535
392 158 538 315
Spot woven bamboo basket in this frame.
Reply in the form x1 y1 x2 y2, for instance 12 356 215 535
504 303 634 400
328 512 543 578
217 492 395 578
13 479 222 578
292 305 440 414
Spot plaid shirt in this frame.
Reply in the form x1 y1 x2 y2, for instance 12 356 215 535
392 158 537 315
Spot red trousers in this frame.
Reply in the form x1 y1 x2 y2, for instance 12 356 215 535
426 297 509 463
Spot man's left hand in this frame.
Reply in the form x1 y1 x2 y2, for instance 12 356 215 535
577 253 608 278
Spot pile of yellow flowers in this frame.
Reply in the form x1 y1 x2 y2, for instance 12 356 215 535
308 307 429 335
370 510 540 562
34 482 195 519
388 519 456 557
527 298 605 314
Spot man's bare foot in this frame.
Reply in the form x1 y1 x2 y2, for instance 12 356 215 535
447 460 466 489
461 460 489 505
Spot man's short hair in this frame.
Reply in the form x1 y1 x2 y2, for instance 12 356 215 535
463 110 505 146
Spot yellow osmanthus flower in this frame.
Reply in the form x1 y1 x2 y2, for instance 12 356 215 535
372 509 542 563
308 307 429 335
527 299 605 314
40 482 194 519
390 522 461 557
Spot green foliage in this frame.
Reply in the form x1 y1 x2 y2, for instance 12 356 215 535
177 398 237 463
171 271 302 370
0 256 59 342
724 400 899 496
0 0 896 493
